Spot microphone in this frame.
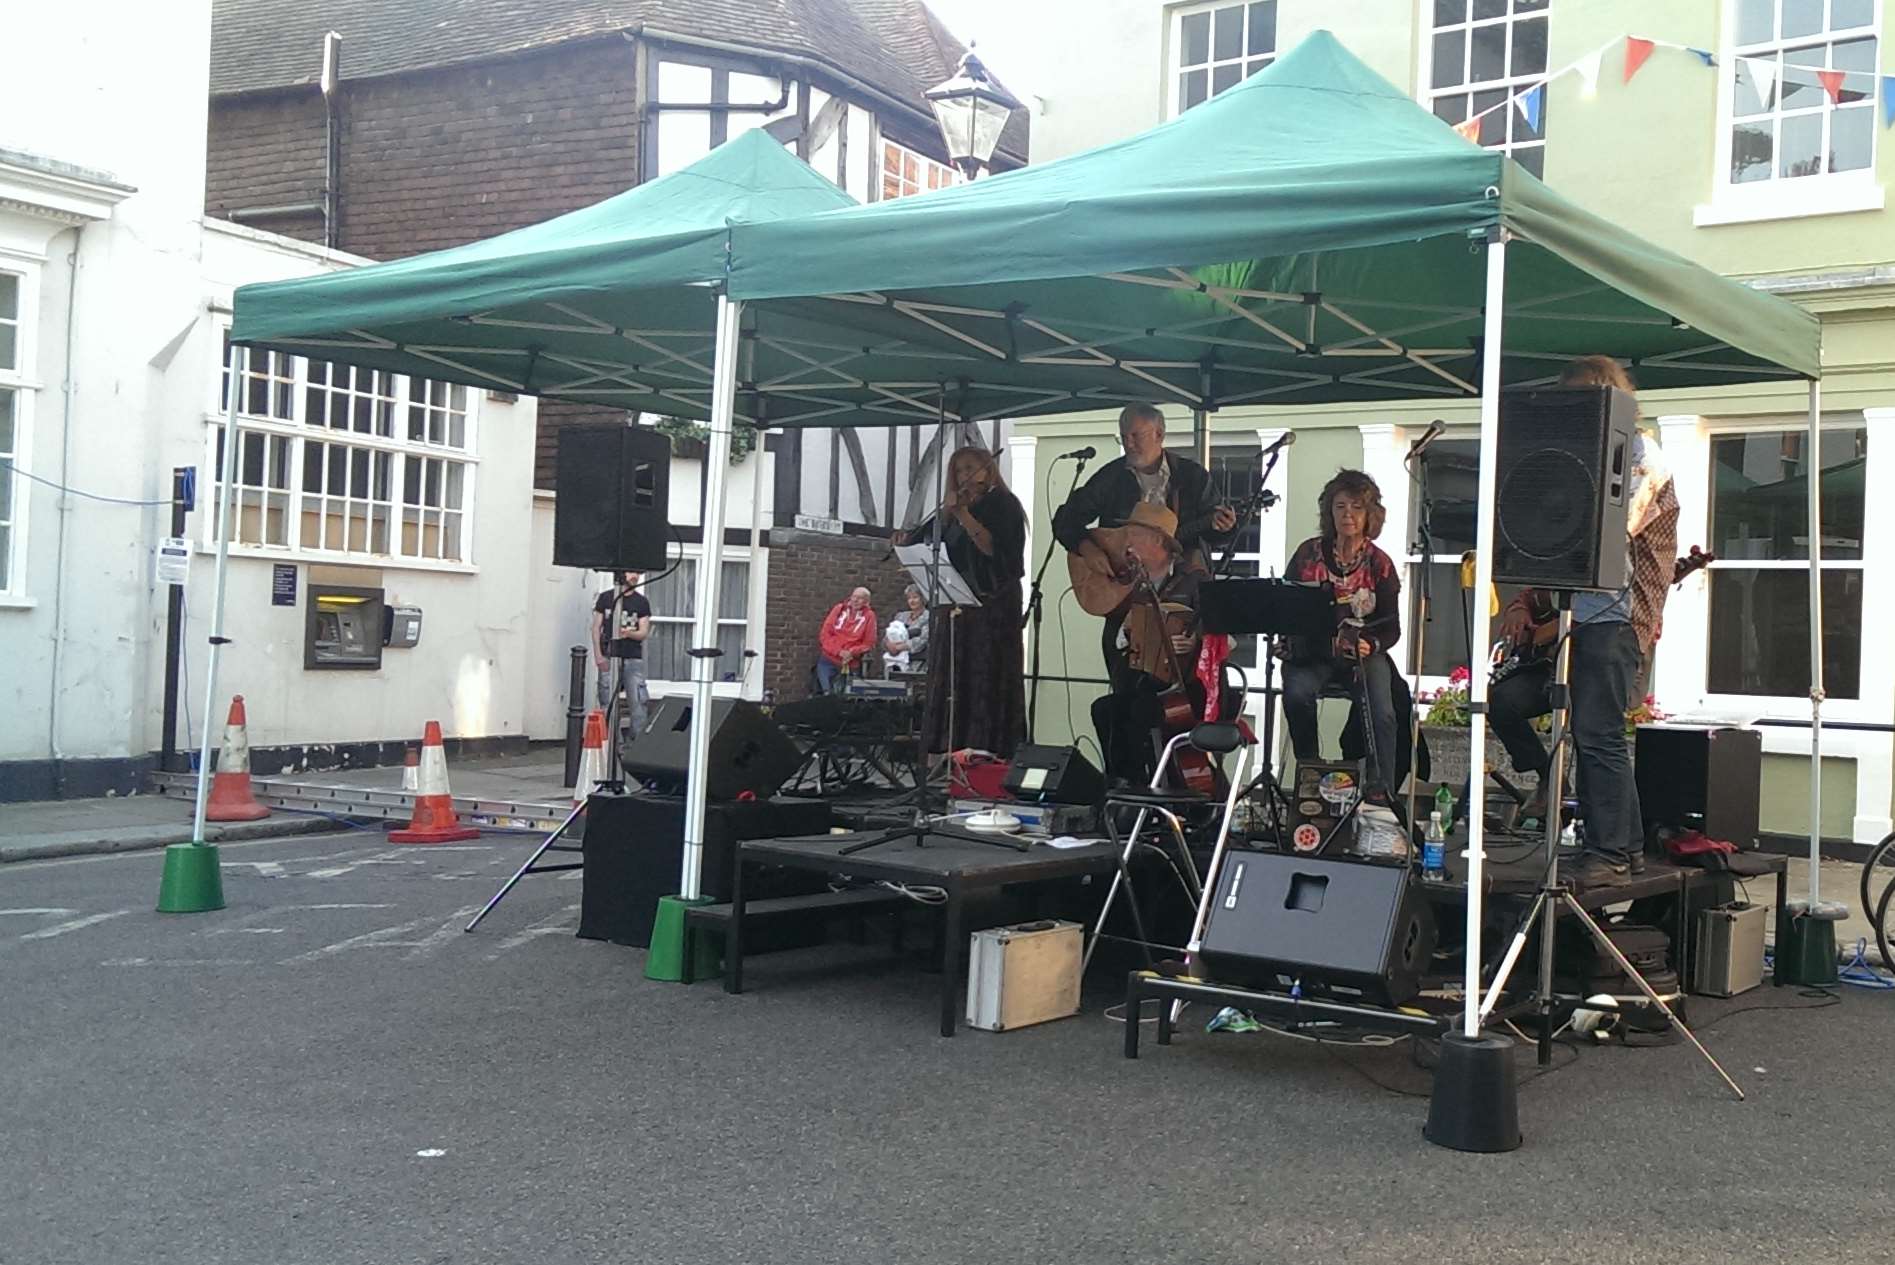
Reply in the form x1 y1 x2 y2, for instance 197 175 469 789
1261 431 1296 456
1056 445 1096 461
1407 419 1447 456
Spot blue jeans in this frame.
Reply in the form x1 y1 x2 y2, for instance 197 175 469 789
597 658 649 738
1282 651 1402 801
814 658 846 695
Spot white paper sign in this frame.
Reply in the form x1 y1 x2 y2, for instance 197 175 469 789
793 514 844 535
155 537 191 587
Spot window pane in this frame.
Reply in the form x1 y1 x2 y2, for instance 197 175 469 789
1706 569 1861 698
1417 439 1481 554
1213 3 1243 60
1246 1 1275 55
1472 88 1508 145
1732 57 1769 115
1736 0 1775 44
1433 93 1470 125
1832 0 1873 28
1781 0 1823 38
1181 10 1210 66
1511 94 1545 142
1832 35 1876 75
1831 104 1872 171
1212 62 1242 96
0 322 15 371
1731 120 1774 182
1470 22 1506 82
1515 145 1545 179
1433 0 1466 24
1778 111 1823 177
1710 428 1866 562
718 560 749 618
1780 45 1823 110
1509 15 1547 76
1432 30 1465 87
1407 562 1525 678
1514 0 1547 11
1181 69 1208 109
1472 0 1506 17
646 560 696 619
0 273 16 320
0 389 14 454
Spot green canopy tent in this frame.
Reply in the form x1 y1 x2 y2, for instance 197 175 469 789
228 33 1833 1046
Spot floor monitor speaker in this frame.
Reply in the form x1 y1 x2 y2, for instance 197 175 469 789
1001 744 1106 806
1635 724 1762 849
1494 385 1635 591
1200 851 1436 1006
621 697 801 802
553 423 671 572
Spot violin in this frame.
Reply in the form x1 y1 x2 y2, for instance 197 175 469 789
1121 552 1219 797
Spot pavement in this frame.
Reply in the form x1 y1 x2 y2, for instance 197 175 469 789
3 830 1893 1265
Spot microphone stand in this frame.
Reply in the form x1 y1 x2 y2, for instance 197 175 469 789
1403 439 1436 852
1023 450 1088 739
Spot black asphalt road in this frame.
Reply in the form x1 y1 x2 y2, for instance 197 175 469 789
4 830 1892 1265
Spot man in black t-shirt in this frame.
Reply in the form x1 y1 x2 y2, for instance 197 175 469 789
592 571 652 738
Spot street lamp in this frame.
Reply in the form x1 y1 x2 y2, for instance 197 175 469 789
925 50 1021 179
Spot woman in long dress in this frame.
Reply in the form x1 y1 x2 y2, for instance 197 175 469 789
909 447 1027 758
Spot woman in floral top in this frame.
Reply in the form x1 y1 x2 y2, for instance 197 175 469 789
1282 469 1404 804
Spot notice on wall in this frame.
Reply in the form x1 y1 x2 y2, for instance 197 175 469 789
155 537 191 587
793 513 845 535
272 564 298 607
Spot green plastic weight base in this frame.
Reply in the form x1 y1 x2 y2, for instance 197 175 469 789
156 843 226 913
645 894 717 982
1774 903 1840 987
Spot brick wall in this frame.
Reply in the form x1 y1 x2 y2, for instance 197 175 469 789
206 38 644 487
762 528 915 701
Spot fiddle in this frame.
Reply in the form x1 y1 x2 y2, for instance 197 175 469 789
1121 551 1219 797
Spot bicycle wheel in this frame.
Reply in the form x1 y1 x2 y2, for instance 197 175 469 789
1875 871 1895 975
1859 831 1895 926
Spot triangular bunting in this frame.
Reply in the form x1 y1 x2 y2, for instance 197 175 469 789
1689 48 1717 67
1515 84 1544 134
1453 117 1482 144
1624 37 1655 84
1818 68 1845 104
1744 55 1778 108
1576 48 1603 99
1883 75 1895 127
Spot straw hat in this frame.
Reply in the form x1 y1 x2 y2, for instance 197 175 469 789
1118 502 1181 552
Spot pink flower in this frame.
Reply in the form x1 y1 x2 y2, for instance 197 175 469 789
1447 665 1470 686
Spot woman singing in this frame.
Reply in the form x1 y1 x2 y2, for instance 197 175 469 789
1282 469 1403 804
906 447 1027 759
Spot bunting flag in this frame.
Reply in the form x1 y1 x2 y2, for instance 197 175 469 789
1884 76 1895 127
1817 68 1845 104
1576 48 1603 98
1624 36 1656 83
1515 83 1544 133
1452 117 1482 144
1689 47 1717 67
1742 55 1778 108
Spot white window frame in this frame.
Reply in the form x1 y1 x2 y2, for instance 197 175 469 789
207 325 481 572
0 261 39 606
879 139 959 201
641 547 758 696
1415 0 1552 177
1697 0 1885 225
1168 0 1279 117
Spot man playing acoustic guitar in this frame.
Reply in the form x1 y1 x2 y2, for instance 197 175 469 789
1489 356 1680 887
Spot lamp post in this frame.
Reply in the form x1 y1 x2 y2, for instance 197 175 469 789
925 50 1022 180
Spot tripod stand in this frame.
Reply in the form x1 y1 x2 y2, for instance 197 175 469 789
1476 601 1744 1100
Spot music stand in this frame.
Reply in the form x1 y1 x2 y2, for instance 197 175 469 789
1197 579 1332 843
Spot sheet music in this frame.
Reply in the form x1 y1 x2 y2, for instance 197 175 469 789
895 543 983 608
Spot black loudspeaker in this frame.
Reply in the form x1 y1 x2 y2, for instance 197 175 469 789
1635 724 1763 849
1001 744 1106 805
1200 851 1437 1006
1494 386 1635 591
621 697 801 801
578 792 832 946
552 423 671 572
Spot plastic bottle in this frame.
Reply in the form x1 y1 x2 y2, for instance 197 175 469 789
1423 811 1447 881
1433 783 1454 824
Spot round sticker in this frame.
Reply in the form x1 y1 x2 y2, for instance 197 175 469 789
1292 823 1321 852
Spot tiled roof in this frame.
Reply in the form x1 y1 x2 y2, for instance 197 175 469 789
210 0 1026 160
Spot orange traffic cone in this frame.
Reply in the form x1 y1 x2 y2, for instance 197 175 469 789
573 710 607 806
400 747 419 792
389 720 480 844
205 695 270 822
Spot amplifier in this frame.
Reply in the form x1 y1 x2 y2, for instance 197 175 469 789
1200 850 1436 1006
1693 903 1766 998
1635 724 1762 849
1002 744 1105 806
844 677 911 700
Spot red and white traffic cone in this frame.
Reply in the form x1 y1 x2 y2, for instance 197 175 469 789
389 721 479 844
400 747 419 792
205 695 270 822
573 710 607 806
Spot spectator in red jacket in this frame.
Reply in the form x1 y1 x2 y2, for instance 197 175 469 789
815 586 877 694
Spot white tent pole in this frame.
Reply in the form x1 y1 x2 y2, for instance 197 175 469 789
680 294 744 900
190 344 249 844
1462 233 1508 1038
1806 377 1825 907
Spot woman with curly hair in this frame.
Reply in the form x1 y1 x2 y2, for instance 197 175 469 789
1282 468 1404 804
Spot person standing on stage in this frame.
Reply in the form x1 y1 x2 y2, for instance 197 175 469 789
1053 403 1237 690
1489 356 1679 887
905 447 1027 758
592 571 652 737
815 587 877 694
1281 470 1404 805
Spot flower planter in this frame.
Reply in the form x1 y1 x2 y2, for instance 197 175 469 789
1420 723 1542 792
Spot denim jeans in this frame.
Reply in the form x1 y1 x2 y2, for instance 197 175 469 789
814 658 845 695
1281 651 1402 801
1488 621 1643 860
596 658 649 738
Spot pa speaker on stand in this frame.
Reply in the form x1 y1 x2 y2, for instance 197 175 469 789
553 423 673 573
1493 385 1635 590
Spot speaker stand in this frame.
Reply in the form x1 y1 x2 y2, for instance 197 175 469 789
1474 604 1744 1101
464 794 594 932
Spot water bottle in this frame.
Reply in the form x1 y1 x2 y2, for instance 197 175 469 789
1433 783 1454 824
1423 811 1447 881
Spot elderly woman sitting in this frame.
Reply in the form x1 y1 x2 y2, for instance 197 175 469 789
883 583 930 673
